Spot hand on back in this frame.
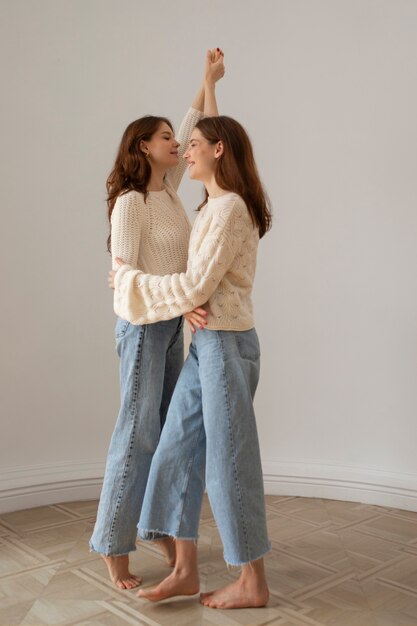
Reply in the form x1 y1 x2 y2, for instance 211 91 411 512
184 307 209 333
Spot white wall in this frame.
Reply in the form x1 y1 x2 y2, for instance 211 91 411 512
1 0 416 513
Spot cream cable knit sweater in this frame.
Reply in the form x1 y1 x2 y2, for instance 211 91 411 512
114 192 259 331
110 107 203 275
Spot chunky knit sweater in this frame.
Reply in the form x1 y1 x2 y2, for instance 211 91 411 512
114 192 259 331
110 107 204 275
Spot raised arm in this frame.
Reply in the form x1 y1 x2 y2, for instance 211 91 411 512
204 48 225 116
166 107 204 192
167 48 225 191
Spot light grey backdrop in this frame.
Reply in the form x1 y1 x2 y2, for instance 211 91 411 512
1 0 416 512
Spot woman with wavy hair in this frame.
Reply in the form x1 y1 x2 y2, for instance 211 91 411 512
90 49 225 589
110 115 272 608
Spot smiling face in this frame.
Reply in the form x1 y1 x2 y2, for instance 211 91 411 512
183 128 222 182
140 122 180 168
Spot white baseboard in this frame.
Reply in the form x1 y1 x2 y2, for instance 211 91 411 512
0 462 104 514
263 459 417 512
0 459 416 514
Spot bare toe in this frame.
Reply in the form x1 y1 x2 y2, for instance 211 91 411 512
200 581 269 609
124 576 141 590
137 570 199 602
101 554 142 590
116 580 127 590
137 587 161 601
200 591 214 601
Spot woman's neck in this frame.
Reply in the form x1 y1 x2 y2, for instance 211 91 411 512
147 167 166 192
204 175 229 199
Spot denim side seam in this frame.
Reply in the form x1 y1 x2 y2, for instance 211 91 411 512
175 421 205 538
106 325 146 553
218 332 251 564
89 543 131 557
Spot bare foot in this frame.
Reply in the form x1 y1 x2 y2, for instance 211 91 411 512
137 567 199 601
200 578 269 609
153 536 176 567
102 554 142 590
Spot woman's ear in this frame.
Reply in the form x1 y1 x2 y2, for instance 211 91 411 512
139 139 148 155
215 141 224 159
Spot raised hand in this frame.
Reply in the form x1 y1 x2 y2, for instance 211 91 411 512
205 47 225 86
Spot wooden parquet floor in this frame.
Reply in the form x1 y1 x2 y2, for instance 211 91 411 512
1 495 417 625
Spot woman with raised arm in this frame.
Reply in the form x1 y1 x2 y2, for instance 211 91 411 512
110 115 272 608
90 49 225 590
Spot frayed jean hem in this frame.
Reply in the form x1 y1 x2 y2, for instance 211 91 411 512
138 527 199 542
223 542 272 568
88 539 136 557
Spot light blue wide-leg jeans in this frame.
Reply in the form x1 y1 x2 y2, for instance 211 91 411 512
138 328 271 566
89 316 184 556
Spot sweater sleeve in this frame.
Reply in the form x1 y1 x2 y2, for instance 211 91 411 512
111 193 142 270
165 107 204 192
113 200 244 324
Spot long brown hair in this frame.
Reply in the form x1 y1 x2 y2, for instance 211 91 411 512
106 116 174 252
195 116 272 238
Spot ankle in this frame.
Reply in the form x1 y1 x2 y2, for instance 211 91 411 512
240 564 267 587
173 564 198 577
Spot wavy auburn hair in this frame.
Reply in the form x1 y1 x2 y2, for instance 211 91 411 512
106 116 174 252
194 116 272 238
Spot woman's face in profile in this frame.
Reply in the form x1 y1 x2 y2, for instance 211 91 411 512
183 128 217 182
141 122 180 168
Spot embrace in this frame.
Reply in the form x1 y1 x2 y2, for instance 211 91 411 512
90 48 273 610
